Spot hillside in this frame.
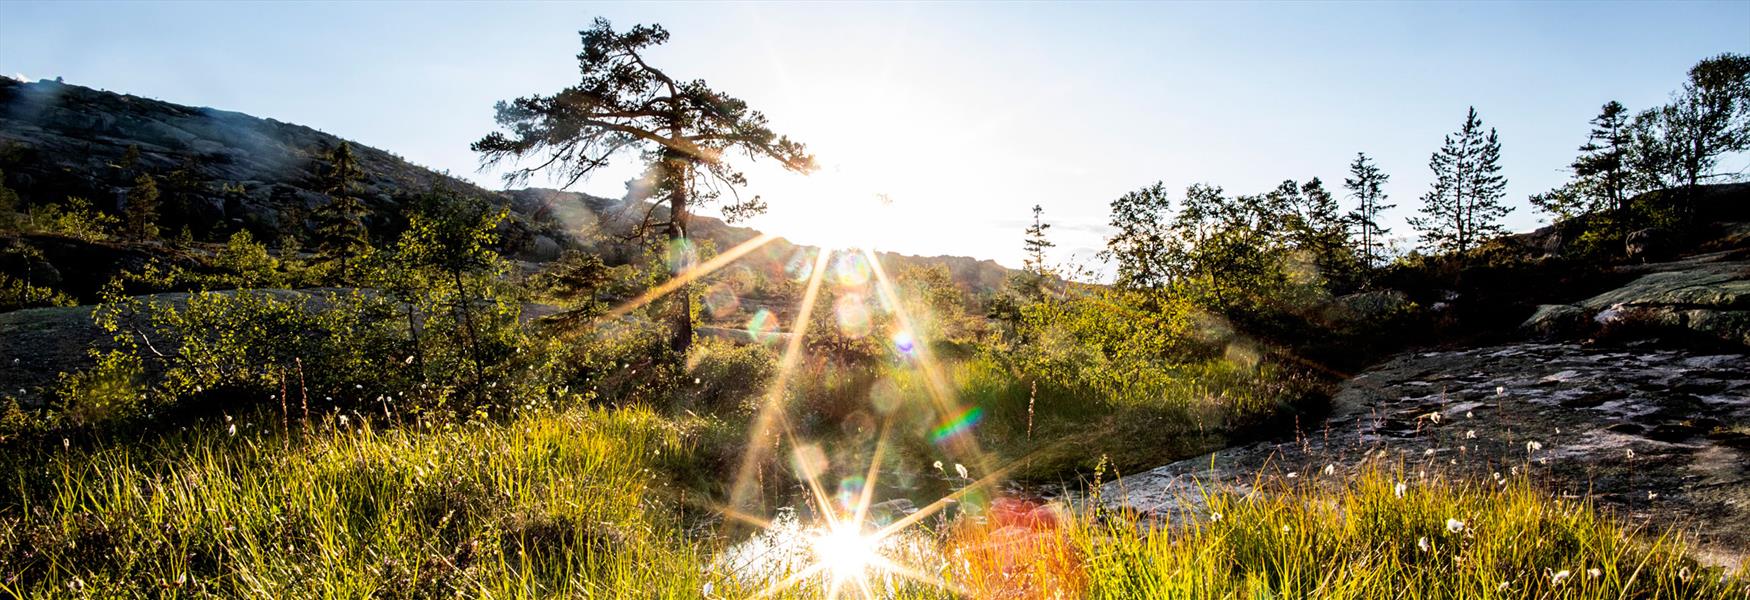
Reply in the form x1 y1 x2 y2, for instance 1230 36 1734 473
0 77 1017 300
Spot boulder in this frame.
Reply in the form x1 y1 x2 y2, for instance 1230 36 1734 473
1521 304 1592 340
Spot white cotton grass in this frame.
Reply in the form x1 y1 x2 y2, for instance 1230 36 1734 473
1394 482 1408 499
1445 518 1464 534
954 463 968 480
1417 536 1430 552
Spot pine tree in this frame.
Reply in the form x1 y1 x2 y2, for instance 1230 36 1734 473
1572 101 1633 212
124 174 160 241
1409 107 1511 254
1344 152 1393 269
473 18 814 358
312 141 368 272
1022 204 1054 276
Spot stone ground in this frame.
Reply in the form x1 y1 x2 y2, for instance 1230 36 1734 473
1103 342 1750 569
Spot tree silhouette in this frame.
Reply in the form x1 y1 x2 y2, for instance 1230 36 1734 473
1022 204 1054 276
1573 101 1633 213
312 141 369 274
1102 182 1174 290
1409 107 1510 254
474 18 815 357
1344 153 1393 269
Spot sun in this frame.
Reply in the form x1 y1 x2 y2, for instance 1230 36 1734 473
776 163 898 251
811 522 880 582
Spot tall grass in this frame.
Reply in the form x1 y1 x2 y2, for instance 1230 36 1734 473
1 408 719 598
4 404 1741 598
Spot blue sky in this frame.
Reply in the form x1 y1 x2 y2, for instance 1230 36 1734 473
3 1 1747 269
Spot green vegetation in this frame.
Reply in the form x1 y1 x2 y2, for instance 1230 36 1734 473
3 412 1740 597
1 27 1746 599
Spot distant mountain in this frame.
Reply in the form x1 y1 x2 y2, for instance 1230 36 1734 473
0 77 1017 296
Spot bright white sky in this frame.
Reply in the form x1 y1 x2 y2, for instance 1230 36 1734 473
3 1 1747 270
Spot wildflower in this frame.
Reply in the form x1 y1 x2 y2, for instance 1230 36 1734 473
62 438 70 450
1495 386 1505 395
339 414 350 427
1551 569 1571 585
227 424 237 437
1445 518 1464 533
1526 440 1543 453
1417 536 1430 552
955 463 969 480
1394 482 1407 498
933 461 944 472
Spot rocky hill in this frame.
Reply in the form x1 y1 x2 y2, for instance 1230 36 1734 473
0 78 1017 298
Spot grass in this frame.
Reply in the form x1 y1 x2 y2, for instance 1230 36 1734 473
3 401 1743 599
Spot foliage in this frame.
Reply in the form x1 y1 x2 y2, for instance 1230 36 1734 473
1344 152 1394 270
1102 182 1175 290
1410 107 1511 254
0 168 18 231
312 141 370 276
0 272 76 312
124 173 160 241
473 17 817 356
25 197 117 241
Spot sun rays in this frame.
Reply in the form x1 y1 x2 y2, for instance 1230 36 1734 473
584 195 1023 596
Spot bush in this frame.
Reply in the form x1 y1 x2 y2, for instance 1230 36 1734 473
681 337 777 413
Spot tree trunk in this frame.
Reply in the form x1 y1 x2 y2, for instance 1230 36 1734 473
454 269 485 402
668 166 693 358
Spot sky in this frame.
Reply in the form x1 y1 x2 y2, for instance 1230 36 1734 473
3 1 1747 271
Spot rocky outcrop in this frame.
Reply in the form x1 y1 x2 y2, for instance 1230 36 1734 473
1520 248 1750 348
1103 342 1750 569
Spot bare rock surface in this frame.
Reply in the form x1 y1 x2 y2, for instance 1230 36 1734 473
1104 342 1750 568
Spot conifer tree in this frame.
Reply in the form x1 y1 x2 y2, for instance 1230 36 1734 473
1409 107 1511 254
1344 152 1393 269
1572 101 1633 213
474 19 814 357
1022 204 1054 276
124 173 160 241
312 141 368 272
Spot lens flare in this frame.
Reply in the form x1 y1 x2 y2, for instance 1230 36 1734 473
834 293 872 338
667 237 698 274
891 329 916 355
746 309 781 345
811 523 878 582
930 406 984 444
786 247 818 282
704 282 741 319
832 252 871 287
